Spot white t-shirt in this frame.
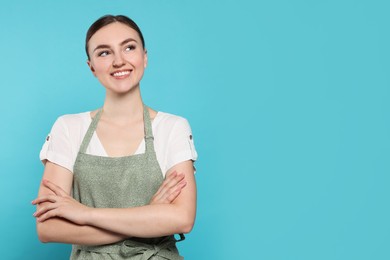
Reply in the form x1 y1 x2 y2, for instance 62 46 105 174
40 111 198 177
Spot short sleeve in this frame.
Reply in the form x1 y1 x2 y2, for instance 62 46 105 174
39 117 74 173
165 118 198 172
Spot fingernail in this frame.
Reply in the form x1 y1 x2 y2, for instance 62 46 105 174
33 212 36 217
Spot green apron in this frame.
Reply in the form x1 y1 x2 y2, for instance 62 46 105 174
70 105 184 260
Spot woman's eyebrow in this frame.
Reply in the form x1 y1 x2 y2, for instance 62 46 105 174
93 44 111 53
120 38 137 46
93 38 138 53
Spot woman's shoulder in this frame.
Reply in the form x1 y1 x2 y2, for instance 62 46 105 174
154 111 190 129
153 111 193 139
57 111 91 122
53 111 92 133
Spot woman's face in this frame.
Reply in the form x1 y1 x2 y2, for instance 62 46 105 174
87 22 147 95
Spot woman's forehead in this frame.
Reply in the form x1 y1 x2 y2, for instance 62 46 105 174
88 22 141 47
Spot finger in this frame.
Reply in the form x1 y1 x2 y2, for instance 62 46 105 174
165 170 178 179
155 174 185 201
32 194 58 205
36 208 58 222
158 180 187 203
163 173 185 190
166 180 187 202
150 172 186 204
155 171 178 194
152 172 178 200
42 179 68 197
167 189 182 202
33 203 58 218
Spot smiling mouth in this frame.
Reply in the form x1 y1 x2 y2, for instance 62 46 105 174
111 70 131 78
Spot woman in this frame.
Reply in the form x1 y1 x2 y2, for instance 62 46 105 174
32 15 197 259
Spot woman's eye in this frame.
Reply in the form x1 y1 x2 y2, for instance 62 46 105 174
98 50 110 57
125 45 136 52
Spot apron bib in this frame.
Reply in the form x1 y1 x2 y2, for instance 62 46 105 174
70 105 184 260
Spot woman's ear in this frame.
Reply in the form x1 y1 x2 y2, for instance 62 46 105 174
144 49 148 68
87 60 96 76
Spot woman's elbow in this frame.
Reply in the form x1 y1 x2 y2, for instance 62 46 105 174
37 230 49 243
181 222 194 234
36 222 54 243
177 212 195 234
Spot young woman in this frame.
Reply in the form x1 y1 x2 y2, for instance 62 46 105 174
33 15 197 259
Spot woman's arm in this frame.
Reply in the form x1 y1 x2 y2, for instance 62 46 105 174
35 162 128 245
35 161 187 244
87 160 196 237
34 160 196 238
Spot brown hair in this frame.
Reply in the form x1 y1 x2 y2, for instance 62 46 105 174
85 15 145 60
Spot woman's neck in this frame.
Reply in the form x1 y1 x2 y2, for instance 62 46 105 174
102 87 144 122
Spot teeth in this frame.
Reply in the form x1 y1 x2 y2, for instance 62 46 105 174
113 71 130 77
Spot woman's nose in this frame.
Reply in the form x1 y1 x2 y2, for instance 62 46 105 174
113 53 125 68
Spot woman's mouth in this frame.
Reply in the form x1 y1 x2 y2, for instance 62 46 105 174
111 70 131 78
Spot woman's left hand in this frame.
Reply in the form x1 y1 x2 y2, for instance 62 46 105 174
149 171 186 205
32 179 91 225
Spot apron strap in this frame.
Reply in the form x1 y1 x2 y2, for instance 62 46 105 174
143 104 155 153
79 105 155 154
79 109 103 154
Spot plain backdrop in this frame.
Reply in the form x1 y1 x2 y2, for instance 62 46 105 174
1 1 389 259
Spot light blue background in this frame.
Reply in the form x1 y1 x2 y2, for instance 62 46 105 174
1 0 389 259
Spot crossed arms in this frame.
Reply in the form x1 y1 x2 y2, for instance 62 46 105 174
33 160 196 246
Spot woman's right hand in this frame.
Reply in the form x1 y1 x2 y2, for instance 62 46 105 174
149 171 187 205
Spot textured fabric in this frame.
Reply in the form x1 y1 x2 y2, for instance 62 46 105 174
39 111 197 176
74 235 185 260
70 105 184 260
